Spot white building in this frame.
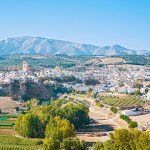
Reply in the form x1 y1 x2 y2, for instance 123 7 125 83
122 109 142 116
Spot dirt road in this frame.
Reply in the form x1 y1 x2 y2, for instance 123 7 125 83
67 95 128 143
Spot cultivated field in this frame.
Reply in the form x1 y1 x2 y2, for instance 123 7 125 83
99 96 144 108
0 135 42 150
100 57 124 64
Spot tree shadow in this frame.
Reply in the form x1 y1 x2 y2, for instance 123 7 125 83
77 124 114 133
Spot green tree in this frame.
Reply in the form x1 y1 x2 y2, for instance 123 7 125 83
45 116 75 142
61 103 90 129
26 99 39 111
11 79 21 101
118 81 124 87
129 121 138 128
133 90 142 96
60 138 87 150
97 129 150 150
93 142 104 150
43 137 60 150
133 82 143 89
110 107 118 113
15 113 42 138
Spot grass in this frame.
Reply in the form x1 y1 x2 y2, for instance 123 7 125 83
0 135 42 150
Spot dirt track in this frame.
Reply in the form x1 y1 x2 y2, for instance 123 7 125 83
68 95 128 143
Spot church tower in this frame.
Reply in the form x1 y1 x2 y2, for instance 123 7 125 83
22 61 29 72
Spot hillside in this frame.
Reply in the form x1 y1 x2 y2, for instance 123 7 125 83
0 36 149 56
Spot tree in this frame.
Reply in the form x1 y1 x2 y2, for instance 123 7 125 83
110 107 118 113
33 105 51 135
11 79 21 101
26 99 39 111
129 121 138 128
95 129 150 150
15 113 42 138
120 114 131 123
43 138 60 150
145 88 149 94
85 78 100 86
45 116 75 142
133 82 143 89
61 103 90 129
60 138 87 150
87 88 93 97
133 90 142 96
118 81 124 87
95 100 104 108
48 100 90 130
93 142 104 150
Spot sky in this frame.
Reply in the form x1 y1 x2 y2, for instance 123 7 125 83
0 0 150 50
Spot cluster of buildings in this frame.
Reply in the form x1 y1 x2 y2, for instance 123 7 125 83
63 65 150 100
0 61 150 100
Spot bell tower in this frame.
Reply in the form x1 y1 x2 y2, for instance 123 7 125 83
22 61 29 71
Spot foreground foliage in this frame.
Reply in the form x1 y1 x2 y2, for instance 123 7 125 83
43 137 87 150
15 98 89 138
45 116 75 141
43 116 86 150
93 129 150 150
0 135 41 150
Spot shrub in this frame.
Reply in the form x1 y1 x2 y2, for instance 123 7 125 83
95 100 104 108
129 121 138 128
120 114 131 123
110 107 118 113
120 114 137 128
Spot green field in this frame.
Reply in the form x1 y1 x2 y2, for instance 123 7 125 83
0 135 42 150
0 115 17 129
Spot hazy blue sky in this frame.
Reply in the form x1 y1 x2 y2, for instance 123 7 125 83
0 0 150 49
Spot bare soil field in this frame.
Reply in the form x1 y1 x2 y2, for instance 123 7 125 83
130 113 150 125
0 97 24 113
0 129 16 135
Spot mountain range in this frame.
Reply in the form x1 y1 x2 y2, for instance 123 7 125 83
0 36 149 56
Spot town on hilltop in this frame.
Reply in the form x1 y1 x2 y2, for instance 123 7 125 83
0 55 150 149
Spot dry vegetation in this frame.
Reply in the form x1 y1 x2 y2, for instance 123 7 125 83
100 57 124 64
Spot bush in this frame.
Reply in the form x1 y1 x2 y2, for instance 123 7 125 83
110 107 118 113
120 114 131 123
129 121 138 128
95 100 104 108
120 114 137 128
